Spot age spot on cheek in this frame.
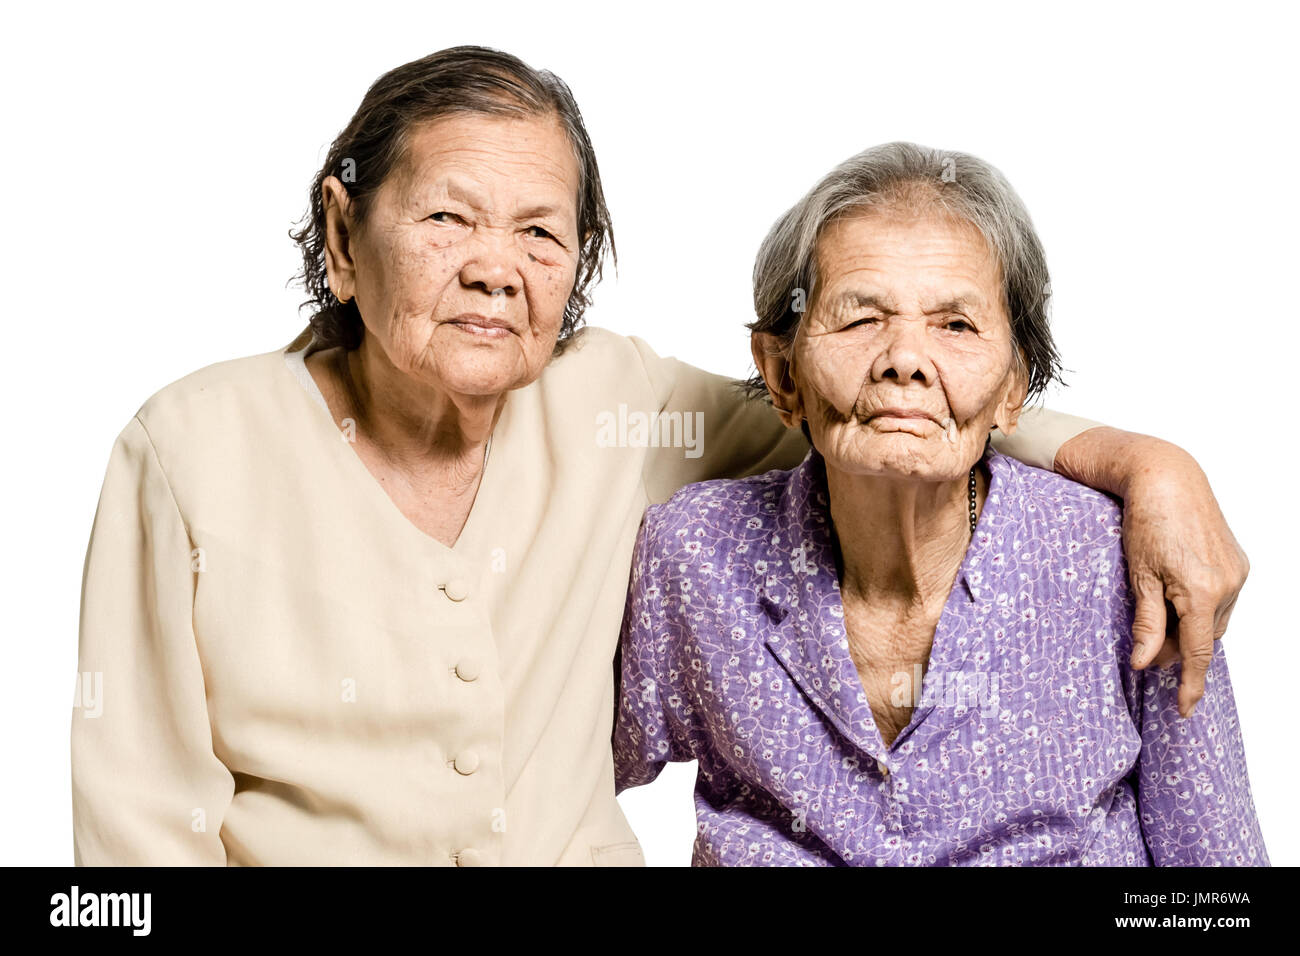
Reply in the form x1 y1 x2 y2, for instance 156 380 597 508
527 253 538 262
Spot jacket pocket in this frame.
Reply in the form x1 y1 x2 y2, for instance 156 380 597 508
590 840 646 867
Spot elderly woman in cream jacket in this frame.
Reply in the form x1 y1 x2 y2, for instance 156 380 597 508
74 46 1248 866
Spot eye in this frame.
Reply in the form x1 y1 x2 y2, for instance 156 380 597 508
428 211 465 224
525 225 556 241
944 318 975 332
842 316 880 330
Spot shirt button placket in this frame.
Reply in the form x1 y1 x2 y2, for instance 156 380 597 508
438 565 491 867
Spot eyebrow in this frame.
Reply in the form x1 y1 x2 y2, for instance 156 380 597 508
928 294 986 314
514 204 566 223
421 179 568 227
835 291 986 314
413 179 486 213
838 292 897 314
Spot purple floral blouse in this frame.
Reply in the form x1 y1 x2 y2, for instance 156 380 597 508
613 442 1269 866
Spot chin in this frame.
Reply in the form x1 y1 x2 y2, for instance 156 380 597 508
821 432 954 481
437 360 530 397
409 334 521 389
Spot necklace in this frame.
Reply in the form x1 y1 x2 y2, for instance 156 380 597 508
967 466 978 534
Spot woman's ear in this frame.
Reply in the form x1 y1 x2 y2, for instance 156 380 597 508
993 346 1031 435
322 175 357 303
751 332 802 428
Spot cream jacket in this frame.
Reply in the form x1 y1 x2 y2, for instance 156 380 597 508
72 325 1095 865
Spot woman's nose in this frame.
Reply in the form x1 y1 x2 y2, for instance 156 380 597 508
871 322 934 385
459 237 522 297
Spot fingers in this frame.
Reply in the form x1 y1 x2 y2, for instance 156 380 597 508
1129 575 1168 670
1212 591 1239 642
1150 638 1180 669
1174 605 1216 718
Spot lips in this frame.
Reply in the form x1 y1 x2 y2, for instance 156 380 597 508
446 314 514 338
867 407 940 424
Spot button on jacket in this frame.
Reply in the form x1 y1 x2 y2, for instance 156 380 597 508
72 325 1087 865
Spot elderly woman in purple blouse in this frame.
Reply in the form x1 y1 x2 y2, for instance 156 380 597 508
613 142 1269 866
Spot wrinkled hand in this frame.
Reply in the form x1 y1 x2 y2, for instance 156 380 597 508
1056 428 1249 717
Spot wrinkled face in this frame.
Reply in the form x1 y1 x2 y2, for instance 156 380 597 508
327 112 582 396
782 208 1028 482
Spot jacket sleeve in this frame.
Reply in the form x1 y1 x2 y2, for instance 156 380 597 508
989 406 1101 472
628 336 810 505
72 415 234 865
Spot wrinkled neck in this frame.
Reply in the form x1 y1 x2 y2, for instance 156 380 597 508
342 341 501 465
825 455 987 609
307 340 502 490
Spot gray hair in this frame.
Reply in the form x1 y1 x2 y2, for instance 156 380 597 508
745 141 1061 403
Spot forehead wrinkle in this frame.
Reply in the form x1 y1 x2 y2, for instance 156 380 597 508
394 124 577 207
815 209 1004 293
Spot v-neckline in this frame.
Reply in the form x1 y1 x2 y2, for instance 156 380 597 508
766 445 998 761
281 341 503 556
848 463 1001 757
833 575 974 757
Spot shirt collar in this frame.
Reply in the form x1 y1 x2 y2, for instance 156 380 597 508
769 436 1021 611
755 437 1026 758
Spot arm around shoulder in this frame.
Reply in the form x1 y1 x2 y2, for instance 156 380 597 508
990 405 1102 473
628 336 808 504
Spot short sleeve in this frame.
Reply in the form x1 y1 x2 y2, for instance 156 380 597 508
72 416 234 865
628 336 808 504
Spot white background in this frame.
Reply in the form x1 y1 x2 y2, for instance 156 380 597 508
1 0 1295 866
